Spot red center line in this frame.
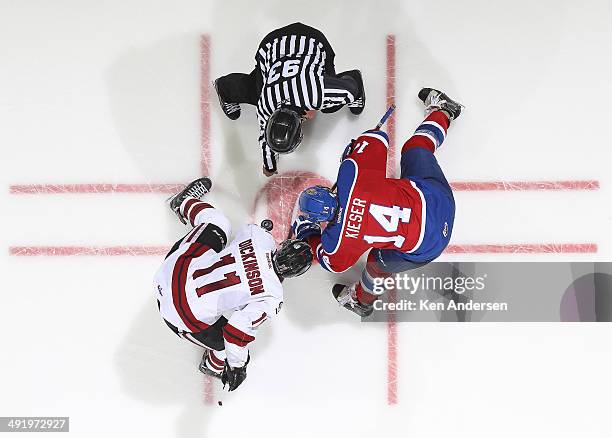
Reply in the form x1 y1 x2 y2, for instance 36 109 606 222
8 179 600 194
9 246 168 256
9 184 184 194
200 35 211 178
385 34 398 407
200 34 214 406
450 180 600 191
386 35 397 179
7 243 598 257
446 243 598 253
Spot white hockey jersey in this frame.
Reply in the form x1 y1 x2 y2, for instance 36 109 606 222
154 223 283 367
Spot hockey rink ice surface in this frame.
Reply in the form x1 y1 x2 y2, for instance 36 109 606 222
2 1 612 437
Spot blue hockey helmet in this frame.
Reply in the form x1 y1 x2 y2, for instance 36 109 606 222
298 185 338 222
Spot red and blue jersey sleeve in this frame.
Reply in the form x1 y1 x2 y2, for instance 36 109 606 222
305 158 360 273
344 130 389 175
306 130 390 273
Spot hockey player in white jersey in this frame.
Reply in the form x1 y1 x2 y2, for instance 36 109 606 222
154 177 313 391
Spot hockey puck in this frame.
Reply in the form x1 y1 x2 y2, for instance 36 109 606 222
260 219 273 231
218 401 223 406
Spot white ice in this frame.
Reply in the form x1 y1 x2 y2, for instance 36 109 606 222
2 1 612 437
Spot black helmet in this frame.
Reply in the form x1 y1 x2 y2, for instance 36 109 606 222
272 239 313 278
265 107 304 154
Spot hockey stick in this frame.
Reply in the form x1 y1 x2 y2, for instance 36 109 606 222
330 104 396 192
373 104 396 130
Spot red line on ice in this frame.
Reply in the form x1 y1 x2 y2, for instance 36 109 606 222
9 180 599 194
450 180 600 191
200 33 214 406
385 35 397 179
200 35 211 177
386 34 398 406
9 184 184 194
8 246 169 256
203 374 214 406
9 243 597 257
8 243 598 257
446 243 598 253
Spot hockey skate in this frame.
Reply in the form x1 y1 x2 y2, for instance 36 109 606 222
214 79 241 120
418 88 463 121
343 70 366 115
198 350 223 379
168 177 212 224
332 283 374 317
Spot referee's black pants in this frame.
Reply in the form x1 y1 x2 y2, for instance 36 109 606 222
216 69 261 106
215 70 360 110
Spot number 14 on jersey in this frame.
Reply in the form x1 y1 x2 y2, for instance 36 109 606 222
364 203 412 248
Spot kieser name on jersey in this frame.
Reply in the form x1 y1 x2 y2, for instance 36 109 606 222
345 197 367 239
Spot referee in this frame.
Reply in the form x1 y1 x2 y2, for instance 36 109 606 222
214 22 365 177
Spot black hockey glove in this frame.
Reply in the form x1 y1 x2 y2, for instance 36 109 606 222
221 354 249 391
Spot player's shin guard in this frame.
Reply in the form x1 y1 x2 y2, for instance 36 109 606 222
179 198 232 239
173 198 231 252
401 111 450 154
356 251 393 305
199 349 226 378
180 197 215 227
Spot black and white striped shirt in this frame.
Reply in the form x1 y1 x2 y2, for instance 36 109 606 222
255 33 356 172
